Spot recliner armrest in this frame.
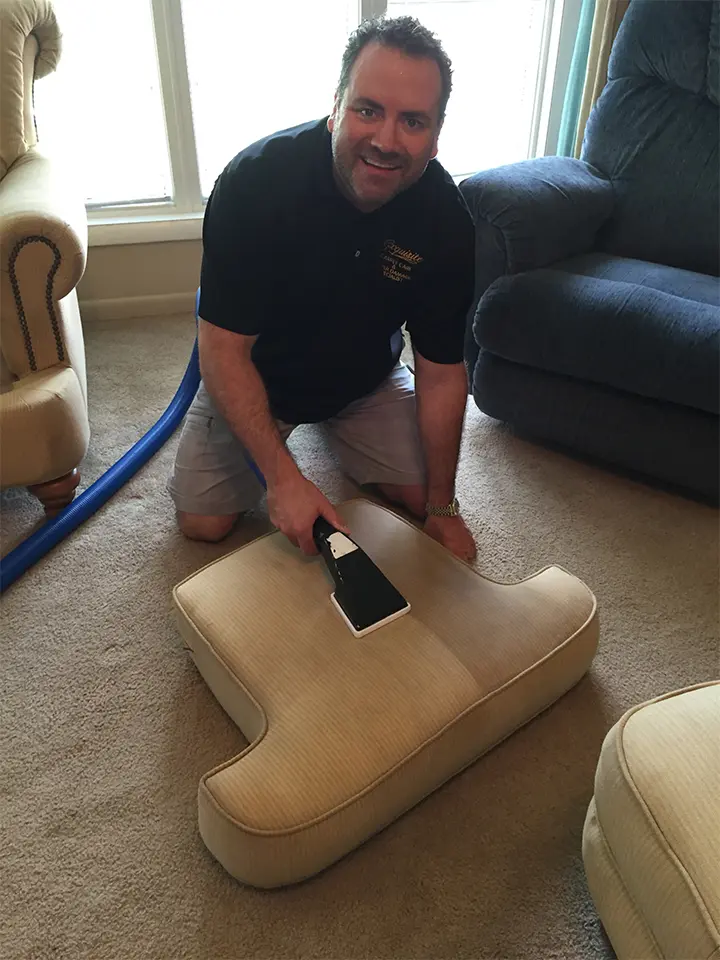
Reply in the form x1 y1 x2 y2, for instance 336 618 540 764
0 147 88 379
459 156 615 298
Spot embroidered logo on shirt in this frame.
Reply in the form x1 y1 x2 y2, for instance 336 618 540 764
382 239 424 283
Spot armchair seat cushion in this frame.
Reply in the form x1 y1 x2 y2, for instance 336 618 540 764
474 254 720 415
0 364 89 486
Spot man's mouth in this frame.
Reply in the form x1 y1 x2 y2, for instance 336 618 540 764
360 156 402 172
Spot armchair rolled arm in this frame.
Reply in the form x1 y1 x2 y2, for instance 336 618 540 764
459 156 615 298
0 148 88 378
0 147 87 293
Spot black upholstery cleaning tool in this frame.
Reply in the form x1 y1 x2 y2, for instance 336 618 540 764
312 517 411 637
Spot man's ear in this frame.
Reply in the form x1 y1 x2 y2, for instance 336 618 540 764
430 117 443 159
327 94 339 133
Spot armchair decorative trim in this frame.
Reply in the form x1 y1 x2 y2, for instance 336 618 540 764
9 234 65 370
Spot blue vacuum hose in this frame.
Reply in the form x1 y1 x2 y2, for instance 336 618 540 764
1 285 401 638
0 293 207 594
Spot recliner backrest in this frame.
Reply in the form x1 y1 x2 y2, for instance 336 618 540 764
582 0 720 276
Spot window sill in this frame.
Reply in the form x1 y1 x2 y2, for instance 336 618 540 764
88 173 471 246
88 212 204 246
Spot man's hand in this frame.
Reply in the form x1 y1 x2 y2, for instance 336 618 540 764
424 514 477 562
267 473 350 555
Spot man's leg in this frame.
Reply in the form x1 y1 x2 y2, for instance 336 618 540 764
323 362 427 518
167 380 293 542
176 511 238 543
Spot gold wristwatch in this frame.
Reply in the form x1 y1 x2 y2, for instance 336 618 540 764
425 497 460 518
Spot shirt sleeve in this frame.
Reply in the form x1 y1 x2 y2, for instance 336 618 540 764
197 156 276 336
406 193 475 364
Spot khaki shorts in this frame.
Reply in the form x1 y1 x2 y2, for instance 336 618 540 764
167 362 426 516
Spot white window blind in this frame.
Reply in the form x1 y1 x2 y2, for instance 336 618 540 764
33 0 173 207
386 0 548 177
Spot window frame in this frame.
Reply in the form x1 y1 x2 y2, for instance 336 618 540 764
88 0 579 247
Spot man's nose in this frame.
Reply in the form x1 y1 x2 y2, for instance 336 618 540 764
369 116 400 156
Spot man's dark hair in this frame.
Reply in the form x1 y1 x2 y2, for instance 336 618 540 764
336 16 453 123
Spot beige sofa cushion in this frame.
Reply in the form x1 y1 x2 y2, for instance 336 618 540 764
583 683 720 960
0 360 88 486
173 499 599 888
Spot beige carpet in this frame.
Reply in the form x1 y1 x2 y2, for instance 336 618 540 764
2 314 718 960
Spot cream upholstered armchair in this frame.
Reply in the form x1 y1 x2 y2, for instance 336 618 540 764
0 0 89 513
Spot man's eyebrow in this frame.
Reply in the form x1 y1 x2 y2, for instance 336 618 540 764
402 109 433 122
353 97 433 121
353 97 384 111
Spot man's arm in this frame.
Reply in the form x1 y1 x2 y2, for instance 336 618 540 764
413 348 476 561
199 318 348 553
199 318 296 486
413 349 468 505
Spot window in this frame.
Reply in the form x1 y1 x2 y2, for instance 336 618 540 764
33 0 173 207
386 0 549 177
32 0 574 242
181 0 359 199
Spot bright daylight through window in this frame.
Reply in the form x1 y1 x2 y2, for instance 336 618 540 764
34 0 173 206
181 0 359 199
33 0 553 217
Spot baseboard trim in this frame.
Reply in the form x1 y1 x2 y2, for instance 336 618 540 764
80 292 197 322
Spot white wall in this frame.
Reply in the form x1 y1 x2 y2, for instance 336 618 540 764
78 240 202 321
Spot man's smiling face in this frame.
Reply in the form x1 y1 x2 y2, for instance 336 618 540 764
327 42 443 213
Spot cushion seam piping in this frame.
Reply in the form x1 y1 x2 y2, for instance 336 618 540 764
610 693 720 945
591 800 664 959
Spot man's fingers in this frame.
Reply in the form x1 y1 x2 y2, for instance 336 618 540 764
322 505 350 535
297 527 319 556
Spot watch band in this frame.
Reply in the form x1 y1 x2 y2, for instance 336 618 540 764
425 497 460 518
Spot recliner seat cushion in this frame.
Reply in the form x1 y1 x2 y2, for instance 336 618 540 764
475 260 720 414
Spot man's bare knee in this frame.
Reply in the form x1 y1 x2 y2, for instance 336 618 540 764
177 511 239 543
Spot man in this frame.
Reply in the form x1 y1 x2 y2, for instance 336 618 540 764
168 15 478 561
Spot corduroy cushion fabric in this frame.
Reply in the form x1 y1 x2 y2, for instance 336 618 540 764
583 683 720 960
173 499 599 888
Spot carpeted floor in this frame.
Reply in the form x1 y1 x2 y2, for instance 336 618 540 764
2 314 718 960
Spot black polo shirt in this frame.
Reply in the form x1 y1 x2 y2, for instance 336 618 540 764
199 117 475 424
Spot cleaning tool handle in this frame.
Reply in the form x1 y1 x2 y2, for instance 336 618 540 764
312 516 338 547
312 516 351 596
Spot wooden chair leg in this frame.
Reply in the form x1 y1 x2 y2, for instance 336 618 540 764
28 468 81 515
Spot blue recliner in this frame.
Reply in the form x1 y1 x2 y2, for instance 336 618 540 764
459 0 720 500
